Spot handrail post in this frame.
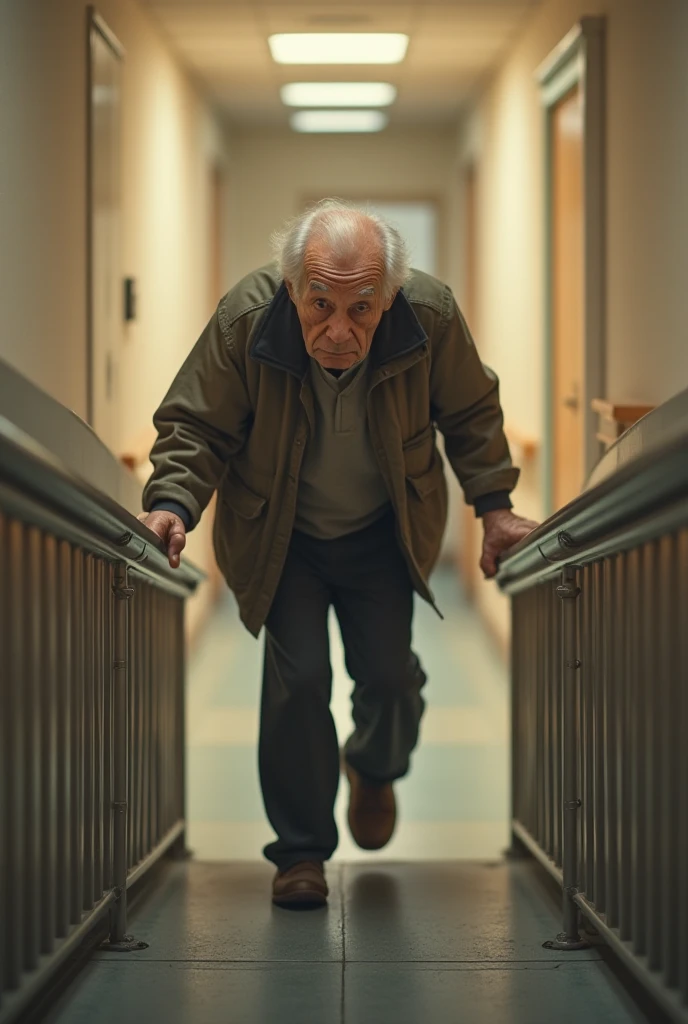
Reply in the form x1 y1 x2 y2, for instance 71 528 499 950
544 565 590 951
101 562 148 953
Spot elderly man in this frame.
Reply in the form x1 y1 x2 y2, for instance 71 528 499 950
140 199 535 908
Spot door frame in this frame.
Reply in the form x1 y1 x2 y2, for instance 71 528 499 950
537 17 606 514
86 7 125 430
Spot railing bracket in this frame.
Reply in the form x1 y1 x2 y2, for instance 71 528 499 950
543 933 590 952
99 935 149 953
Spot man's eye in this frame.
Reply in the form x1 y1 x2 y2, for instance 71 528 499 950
314 299 328 310
355 303 369 313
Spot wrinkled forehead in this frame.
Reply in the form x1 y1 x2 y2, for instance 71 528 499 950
302 236 386 297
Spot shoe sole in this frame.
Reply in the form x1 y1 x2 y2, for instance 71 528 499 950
272 889 328 908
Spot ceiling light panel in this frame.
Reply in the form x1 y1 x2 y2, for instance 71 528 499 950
281 82 396 107
290 109 389 133
269 33 409 65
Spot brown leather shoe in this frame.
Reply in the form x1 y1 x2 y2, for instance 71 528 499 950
272 861 328 908
346 765 397 850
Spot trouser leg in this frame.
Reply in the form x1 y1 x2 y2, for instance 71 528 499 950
259 535 340 870
333 516 427 783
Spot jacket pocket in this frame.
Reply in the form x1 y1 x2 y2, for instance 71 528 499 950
406 467 441 501
221 469 267 520
402 423 436 481
402 423 434 453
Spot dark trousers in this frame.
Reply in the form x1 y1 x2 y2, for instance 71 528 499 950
260 512 427 870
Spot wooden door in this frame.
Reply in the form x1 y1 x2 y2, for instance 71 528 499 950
551 85 584 509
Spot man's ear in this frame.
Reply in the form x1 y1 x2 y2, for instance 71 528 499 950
383 289 398 312
285 280 296 303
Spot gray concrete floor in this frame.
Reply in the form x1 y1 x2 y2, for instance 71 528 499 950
48 858 649 1024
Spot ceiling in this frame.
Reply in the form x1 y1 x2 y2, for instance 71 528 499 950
140 1 542 127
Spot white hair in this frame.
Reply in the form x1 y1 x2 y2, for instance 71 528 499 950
270 198 411 301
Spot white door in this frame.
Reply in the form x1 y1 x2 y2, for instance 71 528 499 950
89 18 123 452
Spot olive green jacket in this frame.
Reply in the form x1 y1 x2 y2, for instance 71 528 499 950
143 265 519 636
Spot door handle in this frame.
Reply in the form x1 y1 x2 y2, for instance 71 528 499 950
562 393 579 411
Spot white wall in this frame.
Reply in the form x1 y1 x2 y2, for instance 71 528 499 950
0 0 233 639
456 0 688 646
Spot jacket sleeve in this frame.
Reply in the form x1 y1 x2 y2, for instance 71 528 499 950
429 290 520 505
141 309 252 529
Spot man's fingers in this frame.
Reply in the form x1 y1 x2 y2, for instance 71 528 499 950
166 524 186 569
136 511 187 569
480 546 498 579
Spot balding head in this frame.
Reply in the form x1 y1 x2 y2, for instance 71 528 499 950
274 201 410 371
272 199 410 302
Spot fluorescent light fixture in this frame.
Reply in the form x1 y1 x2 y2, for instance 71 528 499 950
290 109 389 133
281 82 397 108
269 33 409 65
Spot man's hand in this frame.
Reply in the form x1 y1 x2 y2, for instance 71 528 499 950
137 510 187 569
480 509 539 579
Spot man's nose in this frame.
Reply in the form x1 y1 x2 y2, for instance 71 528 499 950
327 313 352 343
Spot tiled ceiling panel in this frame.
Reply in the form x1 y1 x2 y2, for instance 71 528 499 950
140 1 542 126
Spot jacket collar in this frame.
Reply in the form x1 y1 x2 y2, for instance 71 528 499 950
249 281 428 379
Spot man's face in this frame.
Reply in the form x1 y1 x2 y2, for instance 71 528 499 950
286 236 395 371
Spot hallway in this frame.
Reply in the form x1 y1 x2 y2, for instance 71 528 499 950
47 859 647 1024
186 568 510 863
44 570 650 1023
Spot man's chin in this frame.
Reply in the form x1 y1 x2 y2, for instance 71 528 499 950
316 354 358 370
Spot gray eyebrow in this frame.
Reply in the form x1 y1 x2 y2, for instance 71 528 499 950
358 286 375 296
310 281 329 292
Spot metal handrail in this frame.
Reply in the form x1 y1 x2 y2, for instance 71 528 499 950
497 386 688 1022
0 408 203 1023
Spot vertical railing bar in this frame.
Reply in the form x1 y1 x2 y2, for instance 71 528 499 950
604 557 619 928
102 562 113 893
82 555 95 911
127 588 134 873
162 592 169 834
93 558 104 903
70 547 84 927
583 564 594 903
103 562 147 952
677 529 688 1004
544 564 588 951
55 541 72 939
177 597 186 829
630 546 646 955
5 519 25 988
142 583 152 856
0 513 7 997
553 580 562 867
661 535 679 986
536 587 544 849
136 586 145 864
543 587 552 858
618 553 633 941
646 541 662 970
151 590 159 848
24 527 41 972
593 560 606 913
40 533 58 955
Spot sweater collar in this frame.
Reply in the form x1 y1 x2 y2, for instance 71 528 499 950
249 281 428 379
